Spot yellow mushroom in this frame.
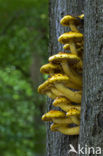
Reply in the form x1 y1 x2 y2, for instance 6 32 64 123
58 31 83 55
58 32 83 70
48 74 82 103
78 14 84 20
53 97 81 112
42 110 72 124
60 15 81 32
50 123 67 131
46 91 56 99
50 123 80 135
40 63 63 76
38 80 63 99
66 108 81 125
63 43 83 56
49 52 82 88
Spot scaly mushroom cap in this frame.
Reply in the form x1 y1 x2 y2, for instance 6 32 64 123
60 15 80 26
48 52 80 64
58 31 83 44
53 97 81 112
53 96 71 106
42 110 66 121
47 73 79 90
66 108 80 116
48 73 70 85
38 79 63 98
38 79 53 94
40 63 62 75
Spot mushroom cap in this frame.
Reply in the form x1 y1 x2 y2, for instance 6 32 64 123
38 73 72 94
58 31 83 44
38 79 53 94
49 52 80 64
50 123 67 131
66 108 80 116
48 73 70 86
53 96 71 106
78 14 84 20
63 44 70 50
48 73 82 91
42 110 66 121
60 15 80 26
40 63 62 74
63 42 83 50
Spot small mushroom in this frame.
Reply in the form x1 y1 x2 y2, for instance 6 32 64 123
40 63 63 76
42 110 72 124
53 97 81 112
63 44 83 61
49 52 82 88
78 14 84 20
50 123 67 131
66 108 81 125
38 80 63 98
48 74 82 103
60 15 81 32
58 31 83 56
63 43 83 55
50 123 80 135
58 32 83 69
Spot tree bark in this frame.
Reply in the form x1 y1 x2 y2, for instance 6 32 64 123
47 1 84 156
79 0 103 155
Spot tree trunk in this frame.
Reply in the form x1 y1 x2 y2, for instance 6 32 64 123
79 0 103 155
47 1 84 156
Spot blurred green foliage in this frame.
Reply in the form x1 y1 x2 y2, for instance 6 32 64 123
0 0 48 155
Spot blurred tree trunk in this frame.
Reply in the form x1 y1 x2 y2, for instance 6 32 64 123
79 0 103 155
47 0 84 156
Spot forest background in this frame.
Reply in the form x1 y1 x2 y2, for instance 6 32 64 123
0 0 48 155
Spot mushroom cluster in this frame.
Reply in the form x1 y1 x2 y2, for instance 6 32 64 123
38 14 84 135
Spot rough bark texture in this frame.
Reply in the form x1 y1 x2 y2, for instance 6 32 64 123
47 1 84 156
79 0 103 155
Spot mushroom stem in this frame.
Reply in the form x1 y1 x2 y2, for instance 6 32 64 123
61 61 82 88
69 41 83 66
52 118 72 124
70 116 80 125
69 41 77 54
69 23 79 32
57 126 80 135
46 92 56 99
53 102 81 112
51 88 63 97
55 83 81 103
